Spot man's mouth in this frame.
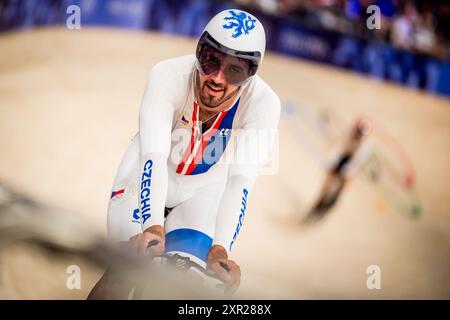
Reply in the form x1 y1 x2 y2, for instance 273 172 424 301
205 83 224 96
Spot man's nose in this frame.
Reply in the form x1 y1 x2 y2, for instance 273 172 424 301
210 67 226 84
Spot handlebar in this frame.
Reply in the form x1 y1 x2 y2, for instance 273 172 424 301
130 239 230 299
147 239 230 282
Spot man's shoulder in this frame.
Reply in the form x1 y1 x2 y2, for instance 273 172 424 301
236 75 281 128
245 75 281 112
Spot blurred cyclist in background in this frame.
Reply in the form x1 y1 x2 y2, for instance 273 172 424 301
305 117 372 223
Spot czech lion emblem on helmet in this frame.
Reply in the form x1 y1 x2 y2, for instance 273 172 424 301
223 10 256 38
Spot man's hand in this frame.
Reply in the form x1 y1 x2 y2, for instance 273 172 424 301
206 245 241 295
128 225 165 256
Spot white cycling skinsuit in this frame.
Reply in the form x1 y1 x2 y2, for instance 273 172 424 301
107 54 280 266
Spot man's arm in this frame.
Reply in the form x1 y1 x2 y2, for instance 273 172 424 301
212 93 280 253
135 61 178 254
207 93 281 292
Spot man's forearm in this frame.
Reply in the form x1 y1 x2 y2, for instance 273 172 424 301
212 174 253 253
139 152 168 230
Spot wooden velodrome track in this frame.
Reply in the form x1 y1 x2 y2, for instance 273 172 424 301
0 28 449 299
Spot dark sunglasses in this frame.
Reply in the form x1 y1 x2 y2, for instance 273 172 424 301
196 43 257 85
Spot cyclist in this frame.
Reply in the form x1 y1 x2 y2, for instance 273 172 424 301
89 9 280 298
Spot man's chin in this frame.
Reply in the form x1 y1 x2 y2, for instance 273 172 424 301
200 96 222 109
202 103 221 110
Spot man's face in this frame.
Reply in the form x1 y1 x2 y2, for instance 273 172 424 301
196 52 250 110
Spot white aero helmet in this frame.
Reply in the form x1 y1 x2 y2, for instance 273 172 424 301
196 9 266 85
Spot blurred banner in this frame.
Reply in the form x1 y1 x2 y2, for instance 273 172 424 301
1 0 449 97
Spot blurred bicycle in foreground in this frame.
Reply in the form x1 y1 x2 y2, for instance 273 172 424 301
0 183 228 299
